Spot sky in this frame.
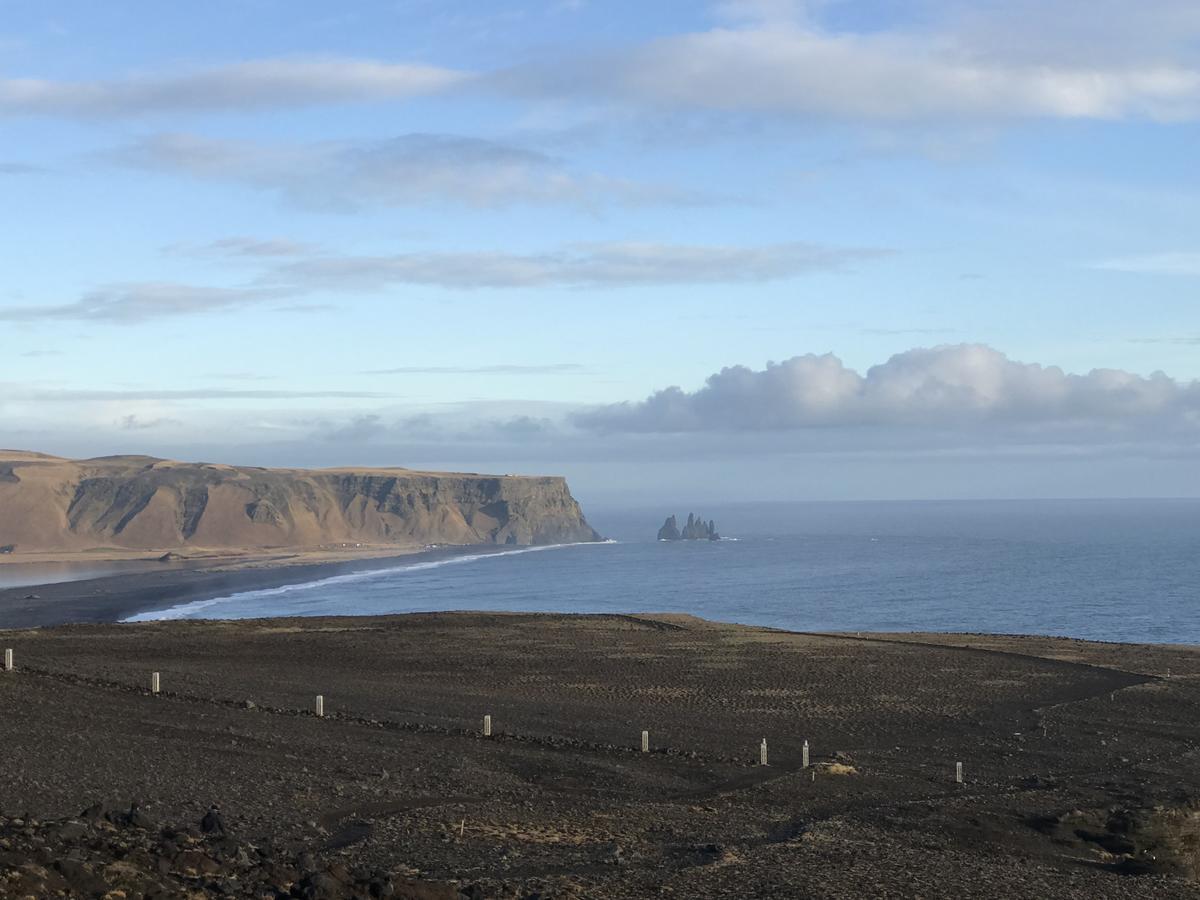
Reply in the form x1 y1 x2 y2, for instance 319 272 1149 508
2 0 1199 505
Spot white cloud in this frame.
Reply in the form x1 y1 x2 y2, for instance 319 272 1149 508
575 344 1200 432
3 5 1199 128
110 132 709 211
588 27 1200 122
0 282 288 323
268 241 886 290
0 239 882 324
0 59 467 117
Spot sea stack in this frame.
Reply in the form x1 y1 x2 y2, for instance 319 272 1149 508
658 513 720 541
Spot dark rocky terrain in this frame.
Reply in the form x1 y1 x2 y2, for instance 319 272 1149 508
0 805 460 898
4 613 1200 898
656 514 719 541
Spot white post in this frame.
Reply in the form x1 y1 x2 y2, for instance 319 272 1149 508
760 738 768 766
641 730 649 753
315 695 324 718
802 739 809 768
151 672 160 694
955 761 963 784
3 649 11 672
483 714 492 737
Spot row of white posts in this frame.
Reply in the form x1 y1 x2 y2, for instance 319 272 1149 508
2 650 967 782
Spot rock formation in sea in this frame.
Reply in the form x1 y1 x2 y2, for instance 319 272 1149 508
657 513 720 541
0 450 601 553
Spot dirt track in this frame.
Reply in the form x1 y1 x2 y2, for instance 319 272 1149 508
4 613 1200 898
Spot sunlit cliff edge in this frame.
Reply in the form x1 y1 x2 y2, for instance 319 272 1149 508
0 450 601 556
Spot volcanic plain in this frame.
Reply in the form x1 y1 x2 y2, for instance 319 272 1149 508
3 613 1200 898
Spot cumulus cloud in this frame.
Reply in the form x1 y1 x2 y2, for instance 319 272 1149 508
270 241 885 291
575 345 1200 433
110 132 709 211
0 58 467 118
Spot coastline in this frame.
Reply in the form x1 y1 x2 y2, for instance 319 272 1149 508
0 544 513 629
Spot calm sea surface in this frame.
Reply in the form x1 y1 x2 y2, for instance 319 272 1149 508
122 500 1200 643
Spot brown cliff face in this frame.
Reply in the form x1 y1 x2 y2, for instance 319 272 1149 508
0 451 601 554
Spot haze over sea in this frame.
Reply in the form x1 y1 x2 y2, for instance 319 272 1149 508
109 500 1198 644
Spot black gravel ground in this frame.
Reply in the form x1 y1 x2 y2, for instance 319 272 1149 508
3 613 1200 898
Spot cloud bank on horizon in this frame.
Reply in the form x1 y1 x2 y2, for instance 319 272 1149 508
576 345 1200 432
5 342 1199 501
8 343 1198 447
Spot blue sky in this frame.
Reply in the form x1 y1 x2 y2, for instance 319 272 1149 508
2 0 1199 503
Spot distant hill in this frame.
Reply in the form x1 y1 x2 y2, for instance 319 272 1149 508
0 451 600 555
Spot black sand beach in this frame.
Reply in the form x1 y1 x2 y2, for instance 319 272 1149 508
0 546 503 629
4 612 1200 898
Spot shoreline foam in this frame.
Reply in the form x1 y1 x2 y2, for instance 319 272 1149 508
0 543 511 629
122 541 617 623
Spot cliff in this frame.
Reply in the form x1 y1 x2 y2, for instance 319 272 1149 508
0 451 601 555
657 513 720 542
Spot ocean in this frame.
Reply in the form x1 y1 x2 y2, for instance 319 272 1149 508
122 499 1200 644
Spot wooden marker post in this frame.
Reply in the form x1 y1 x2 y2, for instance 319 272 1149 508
314 695 324 718
955 762 963 784
483 715 492 737
760 738 768 766
641 730 649 753
151 672 160 695
802 739 810 768
3 649 11 672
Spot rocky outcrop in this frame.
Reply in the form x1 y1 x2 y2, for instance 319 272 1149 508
0 805 465 899
0 451 601 554
658 513 720 542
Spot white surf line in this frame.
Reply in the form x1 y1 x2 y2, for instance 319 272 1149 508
122 540 617 623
